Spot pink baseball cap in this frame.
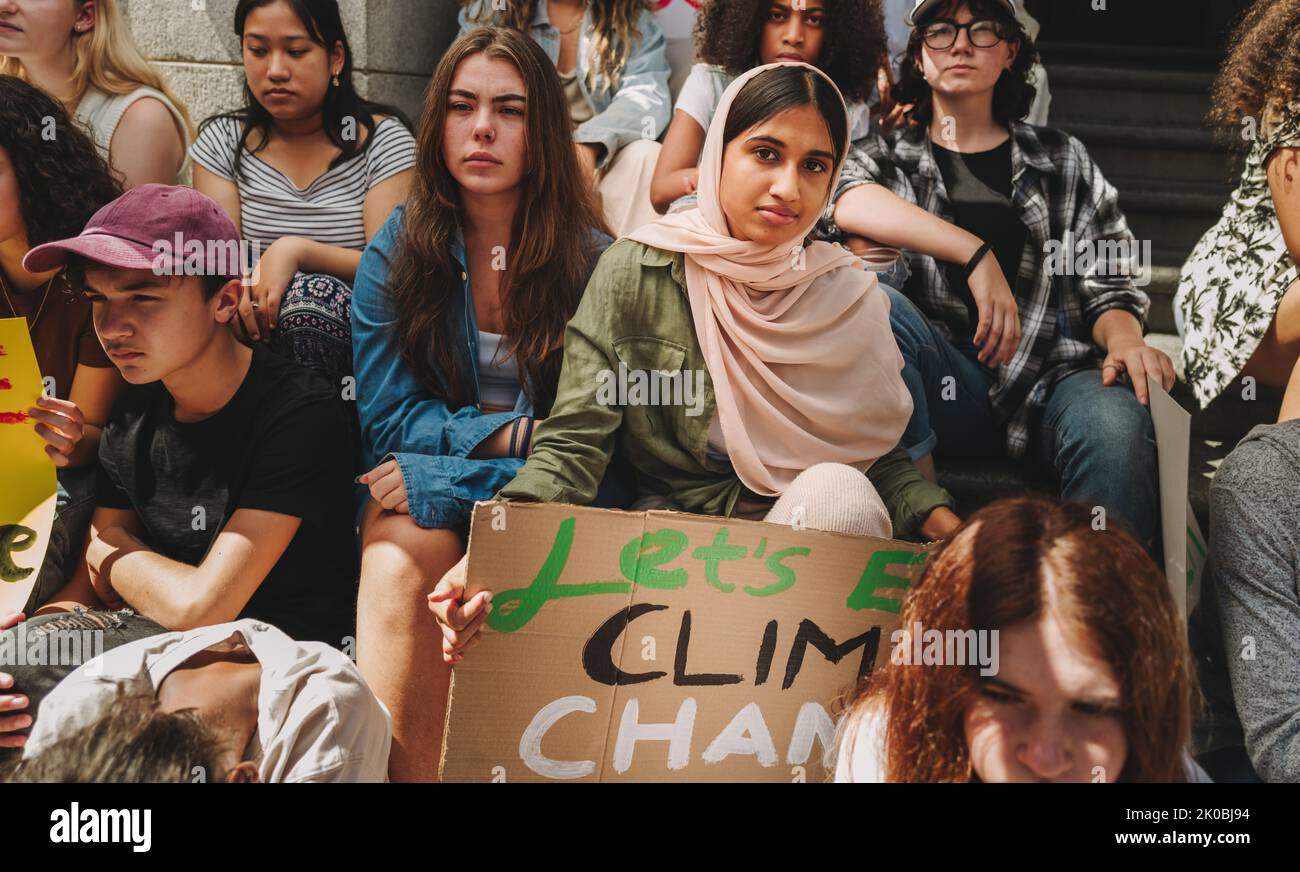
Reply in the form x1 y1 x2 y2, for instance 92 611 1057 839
24 184 243 280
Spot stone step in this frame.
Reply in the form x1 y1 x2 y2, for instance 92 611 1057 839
1039 41 1224 72
1080 139 1234 187
1109 178 1226 263
1047 63 1219 93
1054 120 1225 154
1048 64 1216 127
1144 266 1182 335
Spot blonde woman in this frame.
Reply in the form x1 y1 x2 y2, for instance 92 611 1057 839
0 0 193 188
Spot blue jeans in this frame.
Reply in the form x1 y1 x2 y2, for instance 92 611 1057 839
885 286 1161 553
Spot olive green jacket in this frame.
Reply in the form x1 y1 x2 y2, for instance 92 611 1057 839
497 239 955 540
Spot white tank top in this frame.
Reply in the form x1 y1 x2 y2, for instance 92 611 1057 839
74 85 191 182
478 330 523 413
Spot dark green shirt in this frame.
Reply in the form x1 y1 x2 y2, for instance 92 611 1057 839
497 239 954 540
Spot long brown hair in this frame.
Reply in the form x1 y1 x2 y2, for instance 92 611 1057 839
389 26 607 412
460 0 650 96
841 496 1196 783
1208 0 1300 151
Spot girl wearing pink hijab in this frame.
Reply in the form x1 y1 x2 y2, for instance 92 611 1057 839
429 62 961 666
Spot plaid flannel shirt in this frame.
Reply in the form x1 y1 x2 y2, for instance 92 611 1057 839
819 121 1150 459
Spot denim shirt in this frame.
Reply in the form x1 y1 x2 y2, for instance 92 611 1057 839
351 204 610 529
458 0 672 168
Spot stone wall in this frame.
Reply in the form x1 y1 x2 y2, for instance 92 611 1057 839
122 0 461 128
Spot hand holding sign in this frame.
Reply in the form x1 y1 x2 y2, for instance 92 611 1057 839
428 554 491 664
440 502 934 782
0 318 58 615
27 395 85 468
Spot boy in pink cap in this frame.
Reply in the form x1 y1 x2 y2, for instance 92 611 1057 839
20 185 359 648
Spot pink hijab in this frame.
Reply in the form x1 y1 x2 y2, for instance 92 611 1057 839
628 62 912 497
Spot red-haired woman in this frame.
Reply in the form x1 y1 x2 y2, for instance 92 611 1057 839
836 495 1206 782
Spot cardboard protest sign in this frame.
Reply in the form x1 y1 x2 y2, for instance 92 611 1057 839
441 501 932 783
0 318 57 615
1147 374 1193 618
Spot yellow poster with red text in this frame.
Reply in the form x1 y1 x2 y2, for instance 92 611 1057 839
0 317 57 615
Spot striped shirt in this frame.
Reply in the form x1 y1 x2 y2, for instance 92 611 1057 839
189 115 416 254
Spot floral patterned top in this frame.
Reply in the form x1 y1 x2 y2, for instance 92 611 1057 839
1176 106 1300 408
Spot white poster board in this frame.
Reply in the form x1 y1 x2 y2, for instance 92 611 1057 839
1147 374 1195 618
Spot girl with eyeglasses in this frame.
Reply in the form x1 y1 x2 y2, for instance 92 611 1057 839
828 0 1174 556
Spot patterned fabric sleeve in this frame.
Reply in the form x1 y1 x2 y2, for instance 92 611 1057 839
364 116 417 189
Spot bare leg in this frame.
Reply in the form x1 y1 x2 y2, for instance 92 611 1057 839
356 499 465 782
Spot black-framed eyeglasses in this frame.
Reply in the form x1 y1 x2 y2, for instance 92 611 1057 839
921 19 1005 50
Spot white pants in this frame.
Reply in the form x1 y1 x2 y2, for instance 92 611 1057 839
595 138 662 239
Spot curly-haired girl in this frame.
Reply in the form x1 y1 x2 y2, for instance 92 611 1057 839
459 0 671 236
650 0 886 213
0 74 124 612
1176 0 1300 420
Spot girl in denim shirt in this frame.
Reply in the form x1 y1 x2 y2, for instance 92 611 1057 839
350 28 612 781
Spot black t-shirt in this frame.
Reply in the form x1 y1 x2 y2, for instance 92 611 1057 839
928 139 1028 335
96 344 358 646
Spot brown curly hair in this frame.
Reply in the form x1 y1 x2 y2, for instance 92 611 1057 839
1208 0 1300 150
0 75 121 248
892 0 1038 127
837 496 1196 783
692 0 885 103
